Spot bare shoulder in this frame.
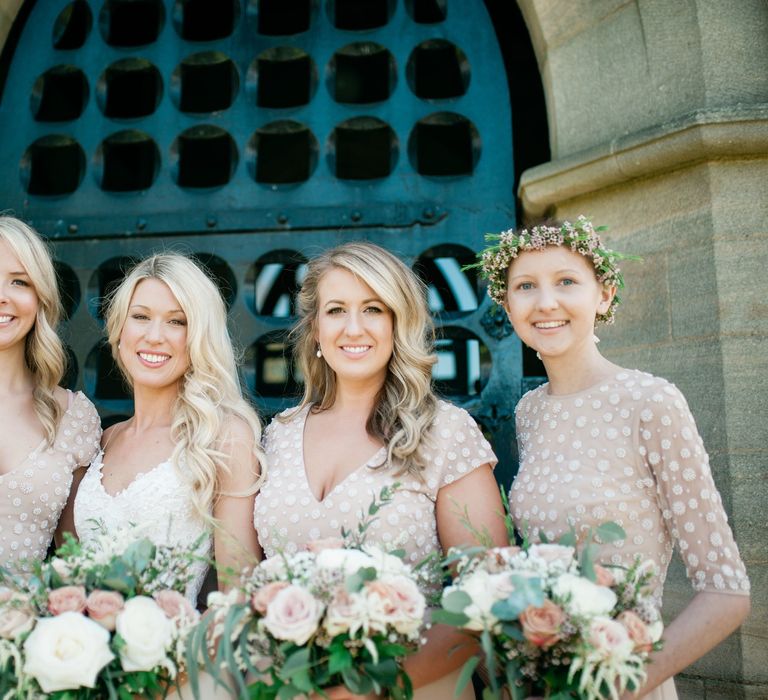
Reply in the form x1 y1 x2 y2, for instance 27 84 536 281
220 414 259 447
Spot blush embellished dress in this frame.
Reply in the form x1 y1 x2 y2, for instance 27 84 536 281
255 399 498 700
0 390 101 571
509 369 750 700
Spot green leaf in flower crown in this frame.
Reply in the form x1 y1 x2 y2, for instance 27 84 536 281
443 589 472 613
596 521 626 543
122 538 156 574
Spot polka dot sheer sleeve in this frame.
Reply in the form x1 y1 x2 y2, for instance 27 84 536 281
636 381 750 595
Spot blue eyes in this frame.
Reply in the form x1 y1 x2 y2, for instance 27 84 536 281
10 278 30 287
327 306 383 315
515 278 575 291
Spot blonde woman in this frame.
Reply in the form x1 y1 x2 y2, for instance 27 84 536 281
0 216 101 571
73 253 264 604
254 241 508 699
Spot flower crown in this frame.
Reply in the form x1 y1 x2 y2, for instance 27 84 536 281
467 216 634 324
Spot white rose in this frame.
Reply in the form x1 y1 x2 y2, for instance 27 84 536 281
444 570 499 632
324 589 368 637
552 573 617 617
316 548 375 575
23 612 114 692
263 585 321 645
588 617 635 659
362 546 409 576
116 596 174 672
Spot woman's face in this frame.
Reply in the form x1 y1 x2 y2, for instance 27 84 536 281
315 267 394 390
118 278 190 391
503 246 614 361
0 239 39 354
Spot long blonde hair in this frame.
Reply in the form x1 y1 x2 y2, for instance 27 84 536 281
104 253 265 520
0 216 65 445
291 242 438 476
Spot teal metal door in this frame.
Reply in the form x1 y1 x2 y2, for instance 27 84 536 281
0 0 535 486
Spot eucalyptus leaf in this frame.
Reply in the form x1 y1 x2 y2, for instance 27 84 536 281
596 521 626 543
431 609 470 626
455 656 479 697
443 589 472 613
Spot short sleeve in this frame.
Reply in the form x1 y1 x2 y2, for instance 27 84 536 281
66 392 102 469
636 381 750 595
427 402 497 495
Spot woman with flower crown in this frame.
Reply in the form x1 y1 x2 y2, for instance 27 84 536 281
0 216 101 572
73 253 264 603
254 241 509 699
473 217 750 698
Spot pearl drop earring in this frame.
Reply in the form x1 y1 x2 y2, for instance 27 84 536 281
593 334 601 344
316 347 322 358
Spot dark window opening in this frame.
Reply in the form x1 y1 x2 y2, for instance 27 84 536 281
248 332 301 398
404 0 447 23
407 39 469 99
330 0 394 30
22 135 85 195
332 42 394 104
99 59 162 119
176 52 239 113
250 120 318 184
99 0 165 47
247 249 307 317
413 244 480 317
433 326 491 398
173 0 238 41
409 112 479 176
31 65 89 121
332 117 397 180
53 2 93 50
256 0 312 35
190 252 238 309
97 130 160 192
54 261 81 320
173 125 238 188
253 47 315 108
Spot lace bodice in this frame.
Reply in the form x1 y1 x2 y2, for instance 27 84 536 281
255 400 497 594
74 451 211 603
0 391 101 571
510 370 750 607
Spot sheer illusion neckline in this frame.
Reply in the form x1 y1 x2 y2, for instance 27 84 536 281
93 449 173 499
299 405 386 504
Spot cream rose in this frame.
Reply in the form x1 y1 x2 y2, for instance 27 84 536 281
251 582 289 615
115 596 174 672
154 590 198 624
368 575 425 636
552 573 617 617
588 617 634 659
48 586 87 616
444 570 498 632
0 604 34 639
617 611 653 653
22 612 114 692
528 544 576 568
316 548 375 575
263 585 321 645
519 600 564 649
324 588 367 637
304 537 345 554
86 590 124 631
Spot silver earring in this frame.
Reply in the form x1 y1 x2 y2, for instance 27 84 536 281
316 347 322 358
536 351 541 360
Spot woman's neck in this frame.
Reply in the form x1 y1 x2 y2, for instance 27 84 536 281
542 344 619 396
130 383 178 430
327 379 382 418
0 345 34 394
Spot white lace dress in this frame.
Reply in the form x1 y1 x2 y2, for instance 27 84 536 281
73 452 211 604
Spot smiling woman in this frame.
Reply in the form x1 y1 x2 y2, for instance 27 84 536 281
0 216 101 572
254 241 509 699
70 254 265 616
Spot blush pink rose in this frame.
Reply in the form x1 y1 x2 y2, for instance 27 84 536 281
153 590 198 624
262 585 321 645
0 604 34 639
617 611 653 653
588 617 634 659
86 590 124 631
594 565 615 588
519 599 564 649
251 581 289 615
304 537 345 554
369 575 425 636
48 586 87 616
325 588 367 637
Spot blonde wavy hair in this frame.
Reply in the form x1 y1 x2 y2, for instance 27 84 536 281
0 216 66 446
290 242 438 476
104 253 265 521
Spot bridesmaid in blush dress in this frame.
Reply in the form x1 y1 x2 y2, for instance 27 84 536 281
254 242 508 700
476 218 750 699
0 217 100 572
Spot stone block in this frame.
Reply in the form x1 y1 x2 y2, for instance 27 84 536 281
668 242 720 340
713 239 768 337
675 675 706 699
709 161 768 233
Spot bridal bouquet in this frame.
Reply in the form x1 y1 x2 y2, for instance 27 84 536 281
188 486 428 700
436 520 663 700
0 526 203 699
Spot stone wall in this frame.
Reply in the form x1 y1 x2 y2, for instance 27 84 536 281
518 1 768 697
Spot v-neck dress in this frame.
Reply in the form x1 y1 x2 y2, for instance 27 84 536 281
0 390 101 572
73 450 212 603
255 401 497 571
255 400 497 700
